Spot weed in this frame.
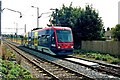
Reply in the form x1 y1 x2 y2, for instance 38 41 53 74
73 50 120 64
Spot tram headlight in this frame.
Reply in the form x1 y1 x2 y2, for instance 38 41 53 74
71 46 73 48
58 46 60 49
58 44 61 49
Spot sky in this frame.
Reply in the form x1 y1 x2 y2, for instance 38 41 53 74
1 0 120 35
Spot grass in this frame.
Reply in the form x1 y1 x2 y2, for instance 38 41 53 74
73 50 120 64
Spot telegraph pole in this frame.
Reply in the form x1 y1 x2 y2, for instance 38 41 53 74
0 1 2 57
0 1 1 38
24 24 26 33
118 1 120 24
31 6 39 28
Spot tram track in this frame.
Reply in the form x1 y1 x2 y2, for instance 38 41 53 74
3 41 58 79
64 55 120 77
3 40 93 80
3 39 120 79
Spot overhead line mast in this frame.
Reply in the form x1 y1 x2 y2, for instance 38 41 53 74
0 1 1 38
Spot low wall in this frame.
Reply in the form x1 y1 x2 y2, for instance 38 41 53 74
81 41 120 56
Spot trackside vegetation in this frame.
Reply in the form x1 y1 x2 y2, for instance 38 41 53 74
1 60 32 79
73 50 120 64
0 45 33 79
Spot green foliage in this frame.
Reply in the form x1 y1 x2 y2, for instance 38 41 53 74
112 24 120 41
1 67 8 74
74 5 103 40
24 75 33 79
7 74 17 79
1 60 33 79
9 66 20 76
73 50 120 64
111 58 120 64
51 3 80 29
50 3 103 48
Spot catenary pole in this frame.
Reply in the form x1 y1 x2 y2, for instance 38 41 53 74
0 1 1 38
0 1 2 57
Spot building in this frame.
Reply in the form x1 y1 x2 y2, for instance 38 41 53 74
104 30 112 40
104 27 113 40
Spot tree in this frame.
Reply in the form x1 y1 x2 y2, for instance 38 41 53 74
112 24 120 41
50 4 103 48
74 5 103 41
50 3 81 29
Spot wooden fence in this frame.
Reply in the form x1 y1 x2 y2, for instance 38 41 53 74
81 41 120 56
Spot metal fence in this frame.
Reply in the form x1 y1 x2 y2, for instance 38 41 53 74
81 41 120 56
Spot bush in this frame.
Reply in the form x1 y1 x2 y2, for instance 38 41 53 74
112 24 120 41
111 58 120 64
102 57 107 61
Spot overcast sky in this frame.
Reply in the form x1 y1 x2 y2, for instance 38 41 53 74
1 0 119 35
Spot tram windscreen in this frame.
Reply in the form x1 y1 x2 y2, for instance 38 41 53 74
56 30 73 42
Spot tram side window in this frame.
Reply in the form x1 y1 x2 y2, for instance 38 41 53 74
46 35 50 41
28 37 31 44
51 32 55 44
38 35 41 45
41 35 50 44
41 35 47 44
